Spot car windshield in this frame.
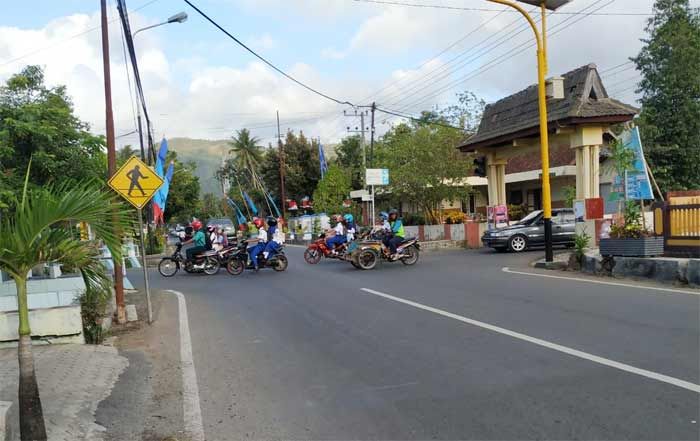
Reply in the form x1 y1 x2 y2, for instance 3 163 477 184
514 210 542 225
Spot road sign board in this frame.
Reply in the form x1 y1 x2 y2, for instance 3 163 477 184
108 155 164 209
366 168 389 186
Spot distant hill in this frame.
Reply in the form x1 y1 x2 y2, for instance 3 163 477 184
166 137 229 196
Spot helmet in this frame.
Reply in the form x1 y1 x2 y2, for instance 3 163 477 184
389 208 399 215
267 217 278 227
253 217 264 228
191 220 203 230
207 225 216 232
379 211 389 221
343 214 354 223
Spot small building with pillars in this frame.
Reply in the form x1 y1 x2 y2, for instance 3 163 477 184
459 63 638 210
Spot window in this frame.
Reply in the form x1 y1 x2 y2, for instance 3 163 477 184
509 190 523 206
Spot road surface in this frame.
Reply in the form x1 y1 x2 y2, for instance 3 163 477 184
136 246 699 440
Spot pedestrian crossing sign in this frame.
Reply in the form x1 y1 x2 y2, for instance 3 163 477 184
108 155 164 209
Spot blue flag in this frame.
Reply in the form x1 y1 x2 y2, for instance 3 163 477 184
160 162 175 209
155 138 169 178
319 142 328 179
243 191 258 216
227 198 247 225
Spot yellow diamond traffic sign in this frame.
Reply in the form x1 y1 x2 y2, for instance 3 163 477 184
108 155 164 209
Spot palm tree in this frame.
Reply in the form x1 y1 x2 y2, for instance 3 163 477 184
229 128 263 181
0 164 130 441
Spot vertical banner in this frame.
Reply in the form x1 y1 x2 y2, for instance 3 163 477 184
620 127 654 200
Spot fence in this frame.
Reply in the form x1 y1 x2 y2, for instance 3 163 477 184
653 192 700 257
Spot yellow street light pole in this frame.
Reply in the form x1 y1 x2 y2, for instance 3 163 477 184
487 0 555 262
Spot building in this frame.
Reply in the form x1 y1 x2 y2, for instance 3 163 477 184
458 63 638 212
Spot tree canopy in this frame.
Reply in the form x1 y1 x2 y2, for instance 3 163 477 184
633 0 700 192
312 165 351 215
0 65 106 214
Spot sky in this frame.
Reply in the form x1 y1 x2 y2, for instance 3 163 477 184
1 0 695 147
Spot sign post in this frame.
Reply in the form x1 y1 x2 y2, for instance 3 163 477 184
108 155 164 324
365 169 389 226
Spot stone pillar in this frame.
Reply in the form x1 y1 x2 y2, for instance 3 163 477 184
589 144 600 198
486 154 507 206
571 126 604 200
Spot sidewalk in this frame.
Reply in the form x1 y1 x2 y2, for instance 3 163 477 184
0 344 128 441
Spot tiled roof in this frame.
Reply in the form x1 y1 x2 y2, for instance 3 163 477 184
461 63 638 149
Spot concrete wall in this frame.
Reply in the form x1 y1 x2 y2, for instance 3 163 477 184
0 305 83 344
406 222 487 248
0 276 85 312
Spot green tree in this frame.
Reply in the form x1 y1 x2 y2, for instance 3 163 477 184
116 145 139 167
335 135 364 189
0 66 107 212
200 192 224 221
0 166 131 441
163 151 201 223
228 128 263 179
633 0 700 192
439 90 486 134
312 165 351 215
374 122 471 224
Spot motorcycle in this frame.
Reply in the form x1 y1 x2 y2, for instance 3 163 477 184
303 233 352 264
225 240 288 275
350 230 420 270
158 242 221 277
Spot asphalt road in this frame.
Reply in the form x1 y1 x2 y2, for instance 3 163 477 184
140 246 700 440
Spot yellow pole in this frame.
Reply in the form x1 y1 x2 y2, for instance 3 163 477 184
487 0 554 261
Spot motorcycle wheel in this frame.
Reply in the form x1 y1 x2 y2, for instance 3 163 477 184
203 257 220 275
400 245 420 265
356 249 378 270
350 258 361 269
273 255 288 272
158 258 179 277
226 258 245 276
304 248 322 264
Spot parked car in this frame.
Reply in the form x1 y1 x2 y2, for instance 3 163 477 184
481 208 576 252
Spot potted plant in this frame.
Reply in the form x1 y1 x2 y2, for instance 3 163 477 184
599 200 664 257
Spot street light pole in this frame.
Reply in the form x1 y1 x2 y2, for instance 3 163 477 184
487 0 563 262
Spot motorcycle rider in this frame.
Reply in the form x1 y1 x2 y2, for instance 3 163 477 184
247 217 268 271
344 213 357 241
263 216 283 259
383 209 405 260
183 220 208 264
325 214 346 254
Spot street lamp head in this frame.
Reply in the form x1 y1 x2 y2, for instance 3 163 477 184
516 0 572 10
167 12 188 24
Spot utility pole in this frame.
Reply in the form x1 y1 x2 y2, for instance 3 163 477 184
369 102 376 167
277 110 286 218
101 0 126 324
344 108 369 171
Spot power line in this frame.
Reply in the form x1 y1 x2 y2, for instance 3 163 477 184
599 60 634 74
183 0 356 107
375 106 466 131
351 0 652 16
391 0 614 114
0 0 161 67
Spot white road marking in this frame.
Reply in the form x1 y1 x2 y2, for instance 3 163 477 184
167 290 205 441
502 267 700 296
360 287 700 394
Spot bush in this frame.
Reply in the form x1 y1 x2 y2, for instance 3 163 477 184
442 209 465 224
145 228 165 255
507 204 528 221
403 213 426 226
77 283 112 344
574 228 591 263
610 200 648 239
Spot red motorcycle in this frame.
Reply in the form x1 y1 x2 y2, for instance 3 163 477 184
303 233 350 264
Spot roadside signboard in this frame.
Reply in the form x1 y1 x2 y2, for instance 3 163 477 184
108 156 164 209
366 168 389 186
620 127 653 200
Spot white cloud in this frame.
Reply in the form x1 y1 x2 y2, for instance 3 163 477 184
321 47 347 60
247 33 277 51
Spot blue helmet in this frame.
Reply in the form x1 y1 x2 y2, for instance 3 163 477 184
343 213 354 223
379 211 389 220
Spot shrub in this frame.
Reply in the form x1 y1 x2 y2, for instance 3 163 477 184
610 200 648 239
574 228 591 263
507 204 528 221
77 282 112 344
403 213 426 226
